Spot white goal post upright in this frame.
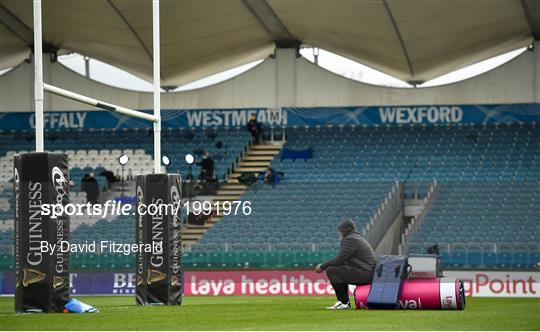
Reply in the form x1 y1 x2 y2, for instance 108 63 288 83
33 0 44 152
32 0 163 174
153 0 161 174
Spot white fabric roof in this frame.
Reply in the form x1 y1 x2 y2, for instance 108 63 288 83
0 0 538 86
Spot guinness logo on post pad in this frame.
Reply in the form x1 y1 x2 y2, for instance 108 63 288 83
147 269 166 284
53 276 64 288
23 267 45 287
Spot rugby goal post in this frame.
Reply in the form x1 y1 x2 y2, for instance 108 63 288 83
17 0 182 311
33 0 163 174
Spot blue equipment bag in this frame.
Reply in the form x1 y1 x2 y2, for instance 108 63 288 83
366 255 409 309
64 299 98 313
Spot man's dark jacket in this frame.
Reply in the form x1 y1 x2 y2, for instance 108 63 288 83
247 119 261 134
197 157 214 176
321 220 377 271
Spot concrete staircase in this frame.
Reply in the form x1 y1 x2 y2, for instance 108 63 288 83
181 141 284 249
228 142 283 181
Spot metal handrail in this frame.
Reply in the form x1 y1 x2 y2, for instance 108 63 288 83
361 181 404 248
399 180 439 254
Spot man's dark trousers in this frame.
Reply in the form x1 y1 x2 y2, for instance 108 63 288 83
326 265 372 304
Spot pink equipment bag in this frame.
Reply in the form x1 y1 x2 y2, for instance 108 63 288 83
354 277 466 310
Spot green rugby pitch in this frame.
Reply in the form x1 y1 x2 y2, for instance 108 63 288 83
1 296 539 330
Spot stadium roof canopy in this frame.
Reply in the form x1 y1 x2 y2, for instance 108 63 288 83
0 0 538 87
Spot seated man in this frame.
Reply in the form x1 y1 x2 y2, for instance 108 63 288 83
196 152 214 182
99 169 119 190
264 167 276 187
315 219 376 309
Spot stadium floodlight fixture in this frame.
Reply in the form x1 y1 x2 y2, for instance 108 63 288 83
118 154 129 166
162 155 171 166
185 153 195 165
118 154 129 197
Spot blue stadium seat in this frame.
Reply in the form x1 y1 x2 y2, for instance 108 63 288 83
482 253 498 268
450 252 467 268
467 252 482 267
512 253 529 268
497 253 513 268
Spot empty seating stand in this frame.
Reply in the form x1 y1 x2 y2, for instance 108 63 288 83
0 122 538 271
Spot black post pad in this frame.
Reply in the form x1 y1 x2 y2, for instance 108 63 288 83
13 152 70 313
135 174 182 305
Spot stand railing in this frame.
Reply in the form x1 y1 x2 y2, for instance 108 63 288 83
362 181 404 248
399 180 439 254
226 139 253 179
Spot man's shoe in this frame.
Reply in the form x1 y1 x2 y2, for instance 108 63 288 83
325 301 351 310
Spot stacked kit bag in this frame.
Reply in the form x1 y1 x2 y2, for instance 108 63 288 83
355 254 466 310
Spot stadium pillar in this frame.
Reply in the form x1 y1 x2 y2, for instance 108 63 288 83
275 48 297 108
135 174 183 305
13 153 71 313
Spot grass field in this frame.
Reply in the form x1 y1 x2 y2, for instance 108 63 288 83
1 296 539 330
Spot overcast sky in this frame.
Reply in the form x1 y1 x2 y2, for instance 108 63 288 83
41 47 527 93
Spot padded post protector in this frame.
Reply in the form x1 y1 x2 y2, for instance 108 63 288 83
13 152 70 313
135 174 182 305
355 278 466 310
366 255 408 309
